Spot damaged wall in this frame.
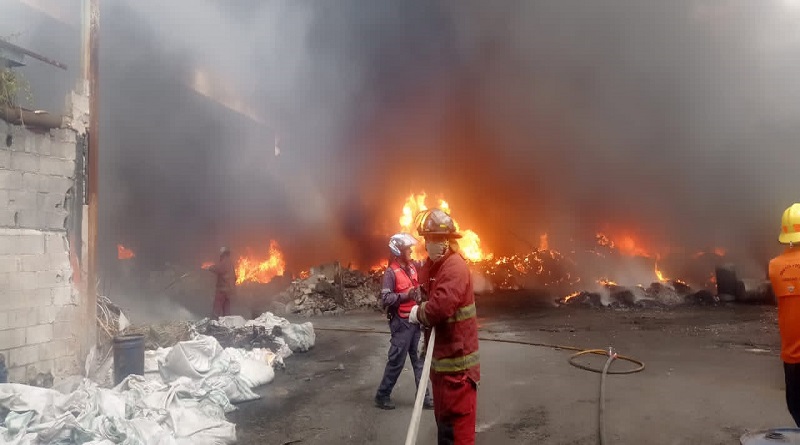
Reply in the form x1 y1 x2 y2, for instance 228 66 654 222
0 122 84 384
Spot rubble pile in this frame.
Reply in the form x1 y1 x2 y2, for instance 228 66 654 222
271 265 382 316
558 278 773 309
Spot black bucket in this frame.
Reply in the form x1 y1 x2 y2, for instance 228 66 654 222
113 334 145 385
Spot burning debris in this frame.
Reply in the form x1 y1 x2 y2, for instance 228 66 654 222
269 264 382 317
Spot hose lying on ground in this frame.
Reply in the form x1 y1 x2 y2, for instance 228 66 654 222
314 326 645 445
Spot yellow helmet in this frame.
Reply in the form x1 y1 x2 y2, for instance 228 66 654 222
779 203 800 244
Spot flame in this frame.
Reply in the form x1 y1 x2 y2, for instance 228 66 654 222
396 192 490 262
598 278 618 287
201 261 214 269
654 257 669 282
563 291 580 302
235 240 286 285
539 233 549 251
117 244 135 260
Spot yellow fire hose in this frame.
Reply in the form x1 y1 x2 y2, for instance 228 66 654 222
314 326 645 445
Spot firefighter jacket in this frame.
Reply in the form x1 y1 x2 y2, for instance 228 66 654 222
418 251 480 382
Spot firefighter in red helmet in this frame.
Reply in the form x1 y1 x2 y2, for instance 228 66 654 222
408 208 479 445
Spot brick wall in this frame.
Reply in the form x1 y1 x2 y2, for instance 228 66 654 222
0 125 84 383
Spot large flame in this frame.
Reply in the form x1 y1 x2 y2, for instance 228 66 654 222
117 244 135 260
234 240 286 285
396 192 490 262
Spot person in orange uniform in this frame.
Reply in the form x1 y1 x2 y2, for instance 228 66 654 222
204 246 237 319
408 208 479 445
769 203 800 426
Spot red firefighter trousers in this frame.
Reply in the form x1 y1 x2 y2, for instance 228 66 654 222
431 371 478 445
213 291 231 318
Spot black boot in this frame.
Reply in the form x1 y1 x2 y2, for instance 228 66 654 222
375 396 396 410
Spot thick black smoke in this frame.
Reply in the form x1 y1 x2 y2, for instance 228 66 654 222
5 0 800 283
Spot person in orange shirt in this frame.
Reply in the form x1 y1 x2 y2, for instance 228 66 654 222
769 203 800 426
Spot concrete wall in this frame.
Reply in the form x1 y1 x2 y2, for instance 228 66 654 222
0 125 84 383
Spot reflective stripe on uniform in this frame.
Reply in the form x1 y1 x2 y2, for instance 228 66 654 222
432 351 480 373
446 303 476 323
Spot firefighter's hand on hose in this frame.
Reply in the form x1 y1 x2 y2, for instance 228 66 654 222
408 287 421 304
408 305 421 324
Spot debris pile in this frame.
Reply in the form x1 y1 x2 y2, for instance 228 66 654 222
558 278 773 309
271 265 382 316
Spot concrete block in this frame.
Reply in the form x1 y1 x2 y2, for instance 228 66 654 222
8 190 37 210
45 233 67 254
38 343 56 361
51 128 77 144
21 173 41 191
51 142 76 161
1 290 27 310
7 366 25 383
8 344 39 367
38 306 58 324
0 255 19 272
54 355 79 375
10 152 39 173
0 149 10 168
0 310 7 327
49 252 70 271
52 320 73 339
15 209 40 228
17 234 45 254
0 209 15 227
0 170 22 190
35 270 62 288
0 234 16 253
45 211 68 230
0 327 26 349
38 192 66 211
40 176 72 195
6 308 38 328
8 271 37 291
29 359 54 377
20 254 48 272
39 158 74 178
25 324 53 345
52 287 75 307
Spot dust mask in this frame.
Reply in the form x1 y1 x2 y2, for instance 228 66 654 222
425 240 448 261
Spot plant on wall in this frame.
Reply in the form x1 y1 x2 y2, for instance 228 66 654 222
0 68 33 108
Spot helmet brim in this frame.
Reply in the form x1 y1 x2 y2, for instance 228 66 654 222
779 232 800 244
420 231 462 239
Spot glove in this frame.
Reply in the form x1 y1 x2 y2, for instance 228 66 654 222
408 305 421 324
408 287 421 303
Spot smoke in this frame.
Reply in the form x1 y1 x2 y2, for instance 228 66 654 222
6 0 800 284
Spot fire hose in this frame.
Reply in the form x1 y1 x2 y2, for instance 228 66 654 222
314 326 645 445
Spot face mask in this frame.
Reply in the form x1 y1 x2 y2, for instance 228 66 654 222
425 240 448 261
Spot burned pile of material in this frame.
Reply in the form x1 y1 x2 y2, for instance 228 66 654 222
270 265 382 316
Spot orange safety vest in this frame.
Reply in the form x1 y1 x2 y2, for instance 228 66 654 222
770 247 800 363
390 261 419 319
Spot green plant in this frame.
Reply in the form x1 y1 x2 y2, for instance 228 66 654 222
0 68 33 108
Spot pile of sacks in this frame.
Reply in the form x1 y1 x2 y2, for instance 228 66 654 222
272 267 381 317
0 312 316 444
0 335 255 445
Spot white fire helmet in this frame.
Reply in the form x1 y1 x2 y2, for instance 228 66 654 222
389 233 418 257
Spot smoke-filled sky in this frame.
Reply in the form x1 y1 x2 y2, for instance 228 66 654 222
4 0 800 278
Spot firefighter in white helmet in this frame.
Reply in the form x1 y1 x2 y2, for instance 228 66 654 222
375 233 434 410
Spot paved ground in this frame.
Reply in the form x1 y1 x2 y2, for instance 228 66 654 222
229 292 788 444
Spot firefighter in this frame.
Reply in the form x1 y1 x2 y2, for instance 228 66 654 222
204 246 237 319
770 203 800 426
408 209 479 445
375 233 435 410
